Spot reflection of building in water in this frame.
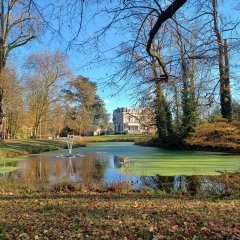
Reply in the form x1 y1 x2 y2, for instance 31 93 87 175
113 155 133 175
114 156 130 168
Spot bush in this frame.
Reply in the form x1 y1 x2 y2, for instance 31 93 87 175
185 116 240 153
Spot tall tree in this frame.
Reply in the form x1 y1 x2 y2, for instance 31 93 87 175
92 95 110 132
212 0 232 120
63 76 96 135
146 0 188 80
63 76 109 135
1 67 24 139
0 0 39 126
25 51 69 138
173 18 197 137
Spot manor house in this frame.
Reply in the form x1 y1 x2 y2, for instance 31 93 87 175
112 107 143 134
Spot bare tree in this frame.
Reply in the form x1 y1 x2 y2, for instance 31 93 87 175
211 0 232 120
0 0 40 126
32 1 238 141
1 67 23 139
25 50 70 138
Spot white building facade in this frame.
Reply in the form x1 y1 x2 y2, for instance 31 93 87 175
112 107 143 134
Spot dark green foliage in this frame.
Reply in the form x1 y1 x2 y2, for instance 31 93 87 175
155 90 173 144
92 95 110 130
181 87 196 138
62 76 109 134
63 76 96 107
212 101 239 122
155 84 197 146
60 126 76 137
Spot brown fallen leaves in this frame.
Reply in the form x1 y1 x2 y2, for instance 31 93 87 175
0 192 239 240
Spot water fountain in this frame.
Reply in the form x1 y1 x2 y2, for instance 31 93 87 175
56 134 85 159
66 134 74 156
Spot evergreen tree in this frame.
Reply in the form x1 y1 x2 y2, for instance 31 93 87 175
155 81 173 144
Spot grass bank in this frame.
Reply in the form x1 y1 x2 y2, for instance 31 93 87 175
0 190 239 240
0 139 85 161
80 134 150 143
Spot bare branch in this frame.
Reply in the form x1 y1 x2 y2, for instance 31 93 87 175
146 0 188 81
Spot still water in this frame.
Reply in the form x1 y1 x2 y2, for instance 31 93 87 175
1 142 240 190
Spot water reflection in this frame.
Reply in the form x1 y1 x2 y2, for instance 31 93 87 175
140 175 224 194
0 150 239 194
113 156 134 174
1 153 109 186
141 175 175 193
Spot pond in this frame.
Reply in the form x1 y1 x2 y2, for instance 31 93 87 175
0 142 240 192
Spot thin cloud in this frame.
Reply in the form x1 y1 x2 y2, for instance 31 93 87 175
104 99 110 104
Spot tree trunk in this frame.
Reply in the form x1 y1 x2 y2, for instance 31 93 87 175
221 39 232 120
172 83 180 130
176 19 196 138
151 60 173 143
0 87 3 126
0 54 5 127
181 57 196 137
212 0 232 120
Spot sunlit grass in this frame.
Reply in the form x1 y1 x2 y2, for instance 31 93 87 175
0 166 18 173
80 134 150 142
0 139 83 162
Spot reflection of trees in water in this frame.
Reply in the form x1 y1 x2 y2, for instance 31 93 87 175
93 161 108 181
1 156 239 194
141 175 201 194
3 153 110 186
22 156 50 183
141 175 175 193
78 153 109 184
55 160 65 179
185 176 201 194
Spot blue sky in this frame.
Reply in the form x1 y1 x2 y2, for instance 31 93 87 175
12 1 134 116
11 0 240 116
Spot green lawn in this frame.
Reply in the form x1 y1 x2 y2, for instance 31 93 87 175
0 139 84 161
80 134 150 142
0 166 18 173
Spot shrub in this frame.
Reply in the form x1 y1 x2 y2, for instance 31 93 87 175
186 116 240 152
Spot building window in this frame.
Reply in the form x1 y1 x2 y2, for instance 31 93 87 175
129 126 139 131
